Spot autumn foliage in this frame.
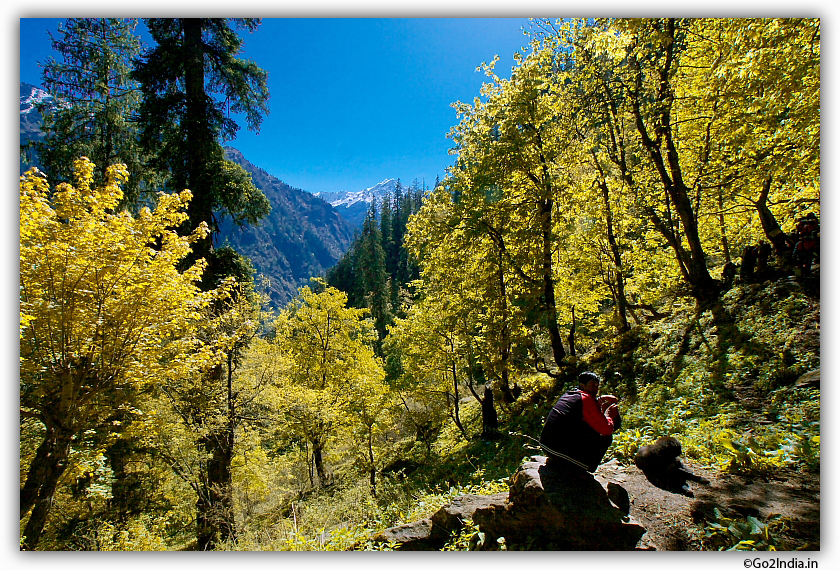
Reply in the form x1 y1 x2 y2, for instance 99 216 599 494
19 158 211 549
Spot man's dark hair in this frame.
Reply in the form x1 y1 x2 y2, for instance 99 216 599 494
578 371 601 385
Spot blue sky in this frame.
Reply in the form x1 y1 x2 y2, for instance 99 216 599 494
20 17 536 194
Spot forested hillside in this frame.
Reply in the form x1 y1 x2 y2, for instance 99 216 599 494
19 84 356 307
220 147 355 305
326 179 425 353
20 17 819 551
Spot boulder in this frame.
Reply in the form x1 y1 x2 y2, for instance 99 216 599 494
795 368 820 389
370 518 437 550
371 456 645 550
429 493 509 540
371 493 508 550
471 456 645 550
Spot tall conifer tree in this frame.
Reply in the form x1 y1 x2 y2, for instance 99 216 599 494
35 18 151 207
133 18 270 275
132 18 270 550
357 205 391 354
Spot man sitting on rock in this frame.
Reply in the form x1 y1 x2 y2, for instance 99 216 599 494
539 371 621 473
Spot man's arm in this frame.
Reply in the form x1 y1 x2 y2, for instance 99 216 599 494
581 392 616 436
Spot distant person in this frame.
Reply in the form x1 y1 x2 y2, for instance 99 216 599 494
740 245 757 282
539 372 621 473
794 212 819 277
756 241 771 277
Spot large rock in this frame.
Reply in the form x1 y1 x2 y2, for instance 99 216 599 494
471 456 645 550
370 518 437 550
429 493 509 540
795 368 819 389
371 456 645 550
370 493 508 550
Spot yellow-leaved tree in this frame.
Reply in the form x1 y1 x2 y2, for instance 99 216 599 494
150 276 274 549
272 282 387 489
19 158 211 550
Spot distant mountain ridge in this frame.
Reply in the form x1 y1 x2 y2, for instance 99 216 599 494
315 178 399 208
219 147 355 305
20 82 56 173
20 82 54 132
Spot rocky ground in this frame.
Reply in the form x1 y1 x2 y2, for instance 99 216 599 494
595 458 820 551
372 456 820 551
611 273 821 552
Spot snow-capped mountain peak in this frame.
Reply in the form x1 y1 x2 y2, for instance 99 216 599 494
20 83 55 115
314 178 399 209
313 179 403 227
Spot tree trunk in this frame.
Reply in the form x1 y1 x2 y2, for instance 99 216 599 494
755 175 791 258
670 182 720 302
20 427 74 550
717 185 732 264
99 23 114 184
196 492 213 551
497 247 514 402
313 442 327 487
592 167 630 332
106 432 142 519
630 119 719 303
195 364 235 550
368 432 377 497
568 306 577 358
183 18 214 262
592 93 633 332
305 441 314 488
449 360 468 438
539 197 566 366
613 269 630 332
628 20 720 303
196 427 234 550
481 385 499 438
483 222 519 402
20 432 55 520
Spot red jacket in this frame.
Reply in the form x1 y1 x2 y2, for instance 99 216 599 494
581 391 617 435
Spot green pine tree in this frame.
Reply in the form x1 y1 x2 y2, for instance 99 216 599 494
34 18 153 208
133 18 271 278
132 18 270 550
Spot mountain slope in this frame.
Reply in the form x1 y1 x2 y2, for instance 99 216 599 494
220 147 355 306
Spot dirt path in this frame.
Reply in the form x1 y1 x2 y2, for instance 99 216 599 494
595 459 820 550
